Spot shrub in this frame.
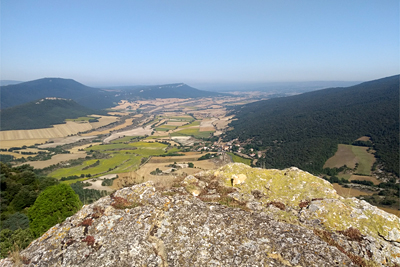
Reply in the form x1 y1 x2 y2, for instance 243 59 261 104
28 184 82 238
1 213 29 231
0 228 34 258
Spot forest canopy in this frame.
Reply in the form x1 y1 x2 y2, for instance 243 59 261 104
224 75 399 175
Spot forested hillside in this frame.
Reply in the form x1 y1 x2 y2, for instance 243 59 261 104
115 83 227 98
224 75 399 176
0 78 116 110
0 98 99 130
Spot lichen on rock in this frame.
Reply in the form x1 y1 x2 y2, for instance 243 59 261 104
1 163 399 266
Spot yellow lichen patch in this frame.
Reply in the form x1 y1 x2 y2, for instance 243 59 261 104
214 163 339 208
267 253 292 266
304 198 400 241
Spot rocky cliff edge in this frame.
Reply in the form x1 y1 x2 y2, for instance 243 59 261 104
1 163 399 266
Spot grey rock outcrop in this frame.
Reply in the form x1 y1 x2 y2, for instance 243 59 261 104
1 163 399 266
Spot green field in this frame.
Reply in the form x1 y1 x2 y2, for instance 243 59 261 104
155 125 177 131
228 152 251 165
50 153 142 179
180 120 200 128
65 116 96 122
169 116 194 121
351 146 375 175
324 144 375 175
145 136 168 140
111 136 140 143
51 141 174 180
86 141 167 152
171 128 214 139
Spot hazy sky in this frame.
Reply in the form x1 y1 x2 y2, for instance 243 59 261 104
1 0 398 86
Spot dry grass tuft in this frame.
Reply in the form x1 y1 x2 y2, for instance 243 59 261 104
299 200 310 208
314 228 371 267
111 196 141 209
82 235 95 247
267 201 286 211
337 227 363 242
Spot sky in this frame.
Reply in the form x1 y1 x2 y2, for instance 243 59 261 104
1 0 399 87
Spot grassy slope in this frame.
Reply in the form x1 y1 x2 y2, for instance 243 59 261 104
227 152 251 165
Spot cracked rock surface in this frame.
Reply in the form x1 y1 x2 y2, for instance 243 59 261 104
1 163 399 266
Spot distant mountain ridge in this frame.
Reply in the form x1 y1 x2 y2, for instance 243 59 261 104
0 98 98 131
0 78 110 110
0 78 225 110
0 80 23 86
115 83 226 98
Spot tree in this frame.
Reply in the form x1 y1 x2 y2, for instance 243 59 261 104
28 184 82 238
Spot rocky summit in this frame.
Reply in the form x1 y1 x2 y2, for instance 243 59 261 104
1 163 399 267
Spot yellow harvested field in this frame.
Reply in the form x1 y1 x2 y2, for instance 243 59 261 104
379 207 400 217
0 121 92 141
19 148 43 153
200 127 215 132
155 119 167 127
68 143 93 153
107 112 129 116
88 115 119 129
0 151 27 159
191 108 226 118
82 118 134 136
332 183 374 197
0 139 49 149
38 136 96 148
114 155 217 189
356 136 371 141
111 100 141 110
18 153 87 169
349 175 380 185
200 118 217 127
103 125 153 143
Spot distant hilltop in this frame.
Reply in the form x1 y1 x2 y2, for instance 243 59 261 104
35 97 70 103
0 78 227 110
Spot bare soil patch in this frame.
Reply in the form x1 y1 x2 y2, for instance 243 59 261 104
349 175 380 185
103 126 153 143
199 127 215 132
88 115 119 129
166 121 187 126
38 136 96 148
332 183 374 197
85 178 114 192
68 143 94 153
379 207 400 217
0 139 49 149
170 136 196 146
0 151 27 159
82 118 134 136
356 136 371 141
324 144 357 169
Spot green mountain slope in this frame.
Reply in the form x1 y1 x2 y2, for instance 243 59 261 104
224 75 399 176
0 78 116 110
0 79 225 110
0 98 98 130
119 83 227 98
